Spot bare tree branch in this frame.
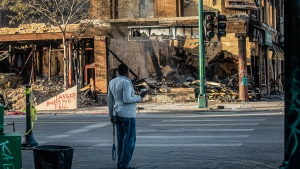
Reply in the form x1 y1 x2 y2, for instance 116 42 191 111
0 0 139 90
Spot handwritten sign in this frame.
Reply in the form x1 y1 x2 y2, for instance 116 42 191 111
36 86 78 110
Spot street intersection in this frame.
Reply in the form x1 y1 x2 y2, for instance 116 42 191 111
3 107 284 169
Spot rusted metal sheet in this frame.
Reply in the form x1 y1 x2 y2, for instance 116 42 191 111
225 0 259 10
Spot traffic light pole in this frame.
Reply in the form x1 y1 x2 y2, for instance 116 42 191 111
280 1 300 168
197 0 208 108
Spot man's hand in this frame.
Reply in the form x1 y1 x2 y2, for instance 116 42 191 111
140 91 148 98
110 117 114 124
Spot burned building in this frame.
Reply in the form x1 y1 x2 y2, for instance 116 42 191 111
0 0 284 110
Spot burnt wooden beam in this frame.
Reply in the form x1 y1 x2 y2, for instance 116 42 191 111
0 33 91 42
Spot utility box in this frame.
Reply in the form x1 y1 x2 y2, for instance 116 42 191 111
0 133 22 169
0 104 22 169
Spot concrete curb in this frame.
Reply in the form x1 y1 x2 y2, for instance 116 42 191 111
7 100 284 115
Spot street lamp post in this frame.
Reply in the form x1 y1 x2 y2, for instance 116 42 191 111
198 0 208 108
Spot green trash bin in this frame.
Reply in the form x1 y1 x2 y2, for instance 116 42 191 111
33 145 74 169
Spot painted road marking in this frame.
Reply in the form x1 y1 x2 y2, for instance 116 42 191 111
137 135 248 138
172 112 281 118
150 123 259 127
135 113 280 119
137 129 254 132
67 123 109 134
161 119 267 122
95 143 243 147
47 122 110 139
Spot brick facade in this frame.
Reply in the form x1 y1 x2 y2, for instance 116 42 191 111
0 0 251 95
89 0 111 19
155 0 178 17
94 37 108 93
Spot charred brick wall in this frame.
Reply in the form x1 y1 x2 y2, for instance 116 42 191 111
221 33 251 60
108 38 154 80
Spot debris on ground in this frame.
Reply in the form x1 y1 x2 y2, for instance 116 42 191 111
132 50 283 103
0 50 284 111
0 75 99 111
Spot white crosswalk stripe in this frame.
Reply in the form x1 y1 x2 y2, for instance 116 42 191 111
137 135 249 139
137 129 254 132
95 143 243 147
45 122 110 141
161 119 267 122
150 123 259 126
94 117 268 147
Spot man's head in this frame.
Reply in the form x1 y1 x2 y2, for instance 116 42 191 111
118 63 129 76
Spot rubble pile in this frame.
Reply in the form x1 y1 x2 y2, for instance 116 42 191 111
78 88 100 108
0 73 23 89
205 81 240 102
206 50 238 81
5 86 26 111
0 73 25 110
31 77 65 106
0 75 98 111
133 50 261 102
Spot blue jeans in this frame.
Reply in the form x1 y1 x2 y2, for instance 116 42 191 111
114 116 136 169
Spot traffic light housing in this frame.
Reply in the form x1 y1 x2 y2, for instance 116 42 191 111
217 14 226 40
204 14 216 41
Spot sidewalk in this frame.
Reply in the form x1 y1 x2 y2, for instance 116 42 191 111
35 99 285 115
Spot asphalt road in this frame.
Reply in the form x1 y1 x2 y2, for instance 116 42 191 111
4 110 284 169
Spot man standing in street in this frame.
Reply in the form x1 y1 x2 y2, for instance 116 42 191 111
108 63 147 169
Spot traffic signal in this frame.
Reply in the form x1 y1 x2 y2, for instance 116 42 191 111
204 14 215 40
217 14 226 40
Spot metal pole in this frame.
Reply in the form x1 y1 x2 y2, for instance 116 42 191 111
280 1 300 168
21 84 38 147
197 0 208 108
0 104 3 135
235 33 248 101
68 42 73 87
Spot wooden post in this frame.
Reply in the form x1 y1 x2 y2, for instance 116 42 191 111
68 42 73 87
48 44 51 82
